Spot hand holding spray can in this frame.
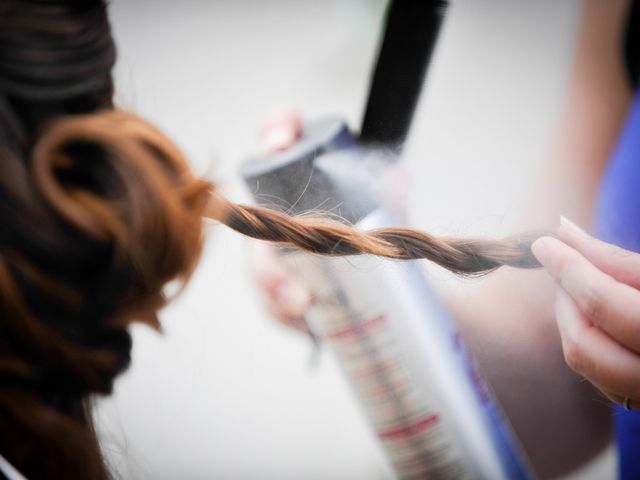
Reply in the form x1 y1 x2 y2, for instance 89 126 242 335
241 118 533 480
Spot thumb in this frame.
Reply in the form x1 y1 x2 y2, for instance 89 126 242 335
260 107 302 152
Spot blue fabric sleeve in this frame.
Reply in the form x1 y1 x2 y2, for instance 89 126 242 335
596 92 640 480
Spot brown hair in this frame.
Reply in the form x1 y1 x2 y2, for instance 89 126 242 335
0 1 540 478
215 197 541 275
0 1 208 478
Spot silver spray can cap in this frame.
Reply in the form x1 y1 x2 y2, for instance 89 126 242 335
240 117 383 225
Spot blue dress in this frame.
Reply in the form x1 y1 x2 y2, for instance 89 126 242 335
595 92 640 479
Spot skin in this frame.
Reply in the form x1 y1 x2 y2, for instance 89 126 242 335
427 1 632 476
533 218 640 411
250 1 633 477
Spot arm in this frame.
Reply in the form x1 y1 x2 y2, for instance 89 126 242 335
446 1 632 477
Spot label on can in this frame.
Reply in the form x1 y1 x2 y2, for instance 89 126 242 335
283 210 531 480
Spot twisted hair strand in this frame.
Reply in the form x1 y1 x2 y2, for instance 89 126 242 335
210 197 543 276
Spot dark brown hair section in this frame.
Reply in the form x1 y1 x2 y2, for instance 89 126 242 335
0 2 208 478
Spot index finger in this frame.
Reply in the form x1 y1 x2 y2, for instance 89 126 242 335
532 236 640 354
260 107 302 152
557 217 640 289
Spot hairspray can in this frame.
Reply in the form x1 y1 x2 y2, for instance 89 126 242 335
240 118 532 480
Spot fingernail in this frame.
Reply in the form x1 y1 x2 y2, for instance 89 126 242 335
531 237 549 263
276 282 311 315
560 215 590 238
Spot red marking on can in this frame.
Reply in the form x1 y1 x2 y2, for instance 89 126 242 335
325 315 385 340
378 414 440 440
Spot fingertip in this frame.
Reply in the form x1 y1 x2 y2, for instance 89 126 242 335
260 107 302 152
531 236 553 265
275 281 311 316
558 215 592 243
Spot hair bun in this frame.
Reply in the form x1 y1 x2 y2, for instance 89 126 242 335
31 111 211 328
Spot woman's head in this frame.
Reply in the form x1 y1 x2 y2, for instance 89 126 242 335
0 1 209 477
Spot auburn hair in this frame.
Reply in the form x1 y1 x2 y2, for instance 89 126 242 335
0 1 540 478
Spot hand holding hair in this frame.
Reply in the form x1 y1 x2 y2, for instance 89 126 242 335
532 217 640 411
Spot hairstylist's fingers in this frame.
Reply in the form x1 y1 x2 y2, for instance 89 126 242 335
557 216 640 289
554 289 640 401
250 242 311 324
260 107 302 152
532 236 640 353
589 379 624 405
595 384 640 410
589 380 640 410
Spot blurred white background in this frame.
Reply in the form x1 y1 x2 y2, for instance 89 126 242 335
94 1 612 478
